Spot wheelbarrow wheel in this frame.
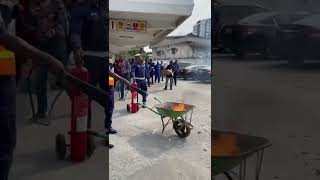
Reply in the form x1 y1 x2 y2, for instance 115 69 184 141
55 133 66 160
173 120 191 138
87 135 96 157
127 104 131 113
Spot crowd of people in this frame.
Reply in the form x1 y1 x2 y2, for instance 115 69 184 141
111 56 181 103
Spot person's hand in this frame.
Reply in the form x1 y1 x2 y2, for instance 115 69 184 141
74 48 84 65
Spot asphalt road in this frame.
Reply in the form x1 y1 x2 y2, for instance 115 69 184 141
214 54 320 180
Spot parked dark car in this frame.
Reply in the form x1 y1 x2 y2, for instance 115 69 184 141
177 62 192 77
213 4 268 51
220 12 309 58
198 66 212 83
276 14 320 65
180 65 207 80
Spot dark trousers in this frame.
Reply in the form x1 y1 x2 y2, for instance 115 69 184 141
155 72 160 82
35 46 67 114
0 159 12 180
161 70 164 81
136 79 147 103
105 88 114 129
84 56 113 129
0 77 16 180
173 72 178 86
150 73 154 84
35 65 48 114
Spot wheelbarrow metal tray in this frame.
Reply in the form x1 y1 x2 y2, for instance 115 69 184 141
154 102 195 118
212 130 272 175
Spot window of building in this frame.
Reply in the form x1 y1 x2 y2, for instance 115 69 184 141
157 50 161 57
171 48 177 55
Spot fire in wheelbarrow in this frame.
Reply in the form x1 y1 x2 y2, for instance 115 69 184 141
142 98 195 138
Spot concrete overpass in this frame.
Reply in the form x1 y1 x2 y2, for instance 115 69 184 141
109 0 194 54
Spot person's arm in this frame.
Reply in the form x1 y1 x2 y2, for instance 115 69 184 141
0 32 64 78
109 71 130 87
131 64 136 81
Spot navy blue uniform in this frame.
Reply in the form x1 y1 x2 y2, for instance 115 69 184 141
70 2 112 129
0 13 16 180
131 62 147 103
154 63 161 83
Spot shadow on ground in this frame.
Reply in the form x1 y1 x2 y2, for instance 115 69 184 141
12 148 72 180
128 132 186 158
262 62 320 73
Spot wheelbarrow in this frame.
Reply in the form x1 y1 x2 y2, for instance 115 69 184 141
212 130 272 180
140 97 195 138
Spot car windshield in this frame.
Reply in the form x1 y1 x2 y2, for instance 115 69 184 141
294 14 320 29
239 12 275 24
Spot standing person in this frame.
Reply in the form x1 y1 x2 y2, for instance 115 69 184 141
149 59 155 85
0 7 66 179
70 0 117 134
172 59 179 86
164 61 174 90
154 61 161 83
116 56 130 100
131 54 147 107
26 0 69 124
145 59 151 87
160 60 165 81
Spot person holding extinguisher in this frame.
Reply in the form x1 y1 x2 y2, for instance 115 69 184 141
70 0 118 135
131 54 148 107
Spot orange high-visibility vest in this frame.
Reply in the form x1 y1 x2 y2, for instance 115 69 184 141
0 46 16 76
109 76 114 86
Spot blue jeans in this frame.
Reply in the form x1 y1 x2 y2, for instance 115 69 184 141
119 73 129 99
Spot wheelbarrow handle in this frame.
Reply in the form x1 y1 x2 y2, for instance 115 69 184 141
137 102 161 115
154 97 162 103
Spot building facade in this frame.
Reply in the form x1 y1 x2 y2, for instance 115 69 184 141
150 34 211 65
193 18 211 38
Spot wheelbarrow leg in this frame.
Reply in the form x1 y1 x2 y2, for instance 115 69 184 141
161 117 171 134
161 116 165 134
239 158 247 180
255 149 264 180
224 172 233 180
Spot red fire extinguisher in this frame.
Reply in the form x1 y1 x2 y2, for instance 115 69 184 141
127 81 139 113
68 64 89 162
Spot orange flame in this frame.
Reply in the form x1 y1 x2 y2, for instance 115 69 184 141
173 103 186 112
212 134 240 156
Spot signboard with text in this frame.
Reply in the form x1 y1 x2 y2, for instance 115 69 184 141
110 19 147 33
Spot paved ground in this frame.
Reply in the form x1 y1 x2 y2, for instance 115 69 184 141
110 80 211 180
11 78 211 180
214 54 320 180
12 90 107 180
